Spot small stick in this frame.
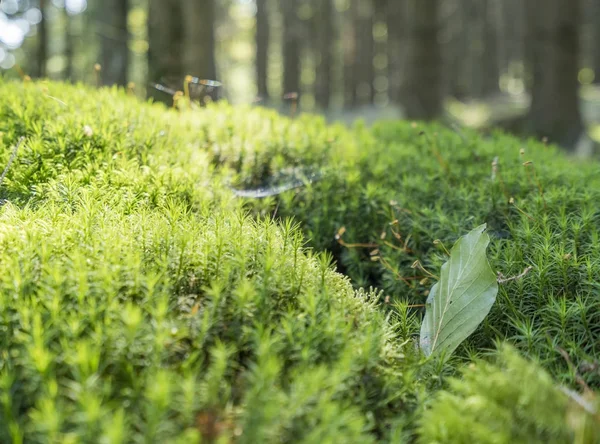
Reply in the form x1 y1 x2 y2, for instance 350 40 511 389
509 197 535 221
497 266 532 284
335 226 378 248
336 239 378 249
411 260 439 280
433 239 451 256
382 240 410 252
0 137 24 189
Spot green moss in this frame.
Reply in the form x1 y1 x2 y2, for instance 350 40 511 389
246 118 600 387
0 196 428 442
0 79 598 441
418 345 599 444
0 80 427 442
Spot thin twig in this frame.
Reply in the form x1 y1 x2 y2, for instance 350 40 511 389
433 239 451 256
411 260 439 280
0 137 24 189
509 197 535 221
337 239 378 249
497 266 532 284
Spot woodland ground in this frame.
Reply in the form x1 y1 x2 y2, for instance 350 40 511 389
0 79 599 443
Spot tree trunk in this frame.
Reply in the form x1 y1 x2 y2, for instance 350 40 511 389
386 0 405 103
592 0 600 84
481 0 500 96
467 0 482 97
523 0 536 93
100 0 129 86
404 0 443 119
148 0 185 102
64 8 74 81
315 0 334 109
355 0 375 105
527 0 583 150
182 0 217 80
445 0 469 99
489 0 508 93
36 0 48 78
282 0 301 96
255 0 270 100
343 0 358 107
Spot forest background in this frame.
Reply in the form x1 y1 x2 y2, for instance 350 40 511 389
0 0 598 153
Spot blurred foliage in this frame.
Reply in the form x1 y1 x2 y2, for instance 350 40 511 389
419 345 600 444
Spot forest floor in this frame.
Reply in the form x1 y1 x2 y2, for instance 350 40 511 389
322 85 600 157
1 80 599 442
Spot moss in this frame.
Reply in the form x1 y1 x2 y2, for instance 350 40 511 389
0 197 430 442
245 118 600 387
418 345 599 444
0 80 427 442
0 79 598 441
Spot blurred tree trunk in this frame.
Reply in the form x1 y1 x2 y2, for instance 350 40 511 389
405 0 442 119
36 0 48 78
99 0 129 86
282 0 301 96
443 0 468 99
527 0 583 150
386 0 405 103
481 0 500 96
64 8 74 81
505 0 526 73
315 0 334 109
466 1 481 97
343 0 358 107
342 0 375 107
523 0 536 93
148 0 184 102
593 0 600 84
182 0 217 80
256 0 270 100
355 0 375 105
489 0 508 93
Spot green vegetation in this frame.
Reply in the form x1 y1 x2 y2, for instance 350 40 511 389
0 80 598 442
419 345 600 444
0 80 424 443
253 118 600 388
0 199 424 442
